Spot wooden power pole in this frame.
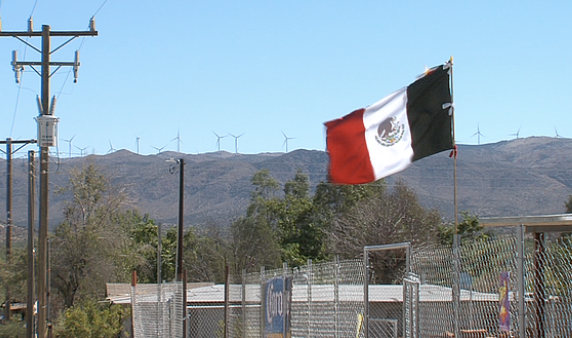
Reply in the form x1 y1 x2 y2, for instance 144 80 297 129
0 138 36 322
1 22 97 338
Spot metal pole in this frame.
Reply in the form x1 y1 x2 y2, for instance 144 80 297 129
453 234 461 338
517 225 526 338
27 150 36 338
37 24 51 338
534 232 545 338
260 266 265 338
307 259 312 338
5 138 12 321
334 255 339 338
242 269 246 338
282 262 287 338
364 248 369 338
177 159 185 279
182 268 187 338
224 265 230 338
157 224 162 338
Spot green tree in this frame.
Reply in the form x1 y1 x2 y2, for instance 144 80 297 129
565 195 572 213
53 299 127 338
329 180 441 283
183 224 227 283
129 214 180 283
50 163 140 309
437 211 487 246
0 247 28 308
276 170 316 266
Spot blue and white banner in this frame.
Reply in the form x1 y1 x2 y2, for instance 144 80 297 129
264 276 292 338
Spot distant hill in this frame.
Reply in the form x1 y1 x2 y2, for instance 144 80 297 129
1 137 572 233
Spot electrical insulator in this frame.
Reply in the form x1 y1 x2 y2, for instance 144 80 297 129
73 51 80 83
36 96 43 115
90 17 96 32
28 16 33 32
50 96 57 115
12 50 22 84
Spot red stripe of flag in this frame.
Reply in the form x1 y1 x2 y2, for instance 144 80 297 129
324 108 375 184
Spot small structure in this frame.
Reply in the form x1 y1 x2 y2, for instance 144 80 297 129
481 213 572 338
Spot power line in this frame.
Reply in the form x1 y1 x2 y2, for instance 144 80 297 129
30 0 40 17
92 0 110 18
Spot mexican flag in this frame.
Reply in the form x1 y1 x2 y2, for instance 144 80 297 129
324 62 454 184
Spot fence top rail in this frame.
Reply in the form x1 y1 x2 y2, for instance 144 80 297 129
364 242 410 252
481 214 572 231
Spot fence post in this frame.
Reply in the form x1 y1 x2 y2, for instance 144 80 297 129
453 234 461 338
183 269 187 338
283 262 288 338
242 269 246 338
307 259 312 338
517 225 526 338
225 265 230 338
131 270 137 338
334 255 340 338
260 266 265 338
364 248 369 338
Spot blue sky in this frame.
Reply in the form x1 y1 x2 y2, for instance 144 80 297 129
1 0 571 157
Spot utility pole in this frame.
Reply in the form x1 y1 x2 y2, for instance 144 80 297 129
177 158 185 279
1 22 97 338
27 150 36 338
0 138 36 322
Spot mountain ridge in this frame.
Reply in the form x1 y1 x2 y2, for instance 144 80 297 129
1 136 571 231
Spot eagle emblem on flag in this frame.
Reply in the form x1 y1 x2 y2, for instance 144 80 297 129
375 116 404 147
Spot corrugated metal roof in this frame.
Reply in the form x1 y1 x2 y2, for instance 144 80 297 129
107 283 500 305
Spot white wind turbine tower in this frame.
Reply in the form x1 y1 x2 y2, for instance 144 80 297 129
171 129 183 152
471 123 485 145
282 131 295 153
136 137 140 154
75 145 88 157
108 140 117 154
229 133 244 154
213 131 227 151
62 135 76 158
151 144 167 154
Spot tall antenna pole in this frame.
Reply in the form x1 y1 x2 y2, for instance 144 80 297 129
1 23 97 338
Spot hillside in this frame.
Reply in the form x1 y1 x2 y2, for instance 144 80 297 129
1 137 572 232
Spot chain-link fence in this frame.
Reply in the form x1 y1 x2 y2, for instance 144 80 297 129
407 226 572 338
127 225 572 338
131 281 184 338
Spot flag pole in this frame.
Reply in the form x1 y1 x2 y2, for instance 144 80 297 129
449 56 458 235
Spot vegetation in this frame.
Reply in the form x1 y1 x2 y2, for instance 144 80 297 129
1 163 464 335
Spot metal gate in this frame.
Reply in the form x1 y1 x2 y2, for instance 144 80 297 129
363 242 411 338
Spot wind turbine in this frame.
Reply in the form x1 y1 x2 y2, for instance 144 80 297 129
75 145 88 157
151 144 167 154
62 135 76 158
108 140 116 154
171 129 183 153
471 123 485 145
510 127 521 139
555 127 561 138
282 131 295 153
229 133 244 154
213 131 227 151
136 137 140 154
